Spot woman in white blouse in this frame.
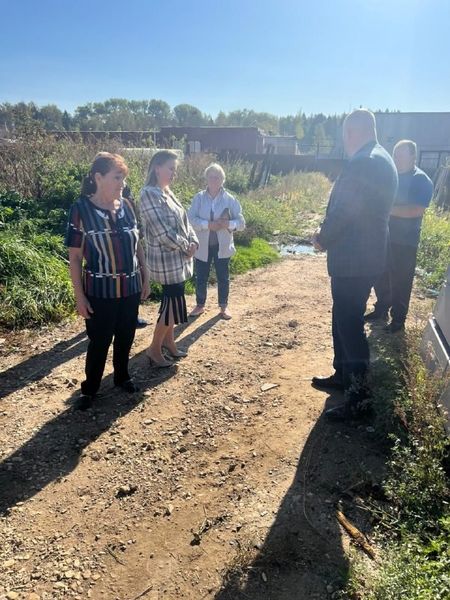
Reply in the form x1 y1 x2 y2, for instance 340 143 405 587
188 163 245 320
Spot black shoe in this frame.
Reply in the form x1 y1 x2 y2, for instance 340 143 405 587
325 401 370 422
136 317 149 329
384 321 405 334
312 374 345 391
116 379 140 393
74 394 94 411
364 310 388 322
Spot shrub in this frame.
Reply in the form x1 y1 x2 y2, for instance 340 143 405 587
417 206 450 291
238 171 330 243
0 229 74 328
223 159 252 194
347 331 450 599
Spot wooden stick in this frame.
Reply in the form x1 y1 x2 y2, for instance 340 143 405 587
336 510 376 559
131 584 154 600
106 545 126 566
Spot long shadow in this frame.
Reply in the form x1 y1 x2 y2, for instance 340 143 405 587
214 392 387 600
0 331 87 401
0 315 223 515
0 350 176 516
174 314 222 349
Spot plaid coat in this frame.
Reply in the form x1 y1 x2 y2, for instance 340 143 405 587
140 186 198 285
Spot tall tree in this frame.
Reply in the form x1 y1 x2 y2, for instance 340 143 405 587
173 104 207 126
146 99 173 127
36 104 64 130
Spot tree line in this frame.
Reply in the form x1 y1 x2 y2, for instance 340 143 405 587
0 99 398 147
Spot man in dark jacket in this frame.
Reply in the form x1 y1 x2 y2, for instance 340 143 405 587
312 109 398 421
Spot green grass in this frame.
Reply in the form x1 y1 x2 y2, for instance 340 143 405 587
238 171 330 244
231 238 279 273
0 229 74 328
417 206 450 291
346 331 450 600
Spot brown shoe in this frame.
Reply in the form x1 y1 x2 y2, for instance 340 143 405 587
189 305 205 317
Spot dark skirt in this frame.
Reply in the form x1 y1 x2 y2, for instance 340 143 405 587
158 282 187 326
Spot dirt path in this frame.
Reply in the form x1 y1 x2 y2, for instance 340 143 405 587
0 255 431 600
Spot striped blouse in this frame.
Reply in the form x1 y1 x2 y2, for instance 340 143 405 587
65 195 142 299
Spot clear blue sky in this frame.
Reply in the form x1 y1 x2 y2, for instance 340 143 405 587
1 0 448 116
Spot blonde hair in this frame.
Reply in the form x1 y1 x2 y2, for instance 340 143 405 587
393 139 417 158
204 162 226 184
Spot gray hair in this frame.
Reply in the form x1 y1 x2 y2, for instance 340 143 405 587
343 108 377 136
204 162 226 184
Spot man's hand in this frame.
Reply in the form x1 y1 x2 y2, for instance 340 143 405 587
390 204 426 218
76 294 94 319
312 229 325 252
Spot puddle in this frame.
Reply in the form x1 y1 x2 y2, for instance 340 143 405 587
279 244 316 256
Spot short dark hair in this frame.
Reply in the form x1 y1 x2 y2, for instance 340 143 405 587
393 139 417 158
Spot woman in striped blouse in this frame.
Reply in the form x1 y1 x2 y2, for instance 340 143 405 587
66 152 149 410
140 150 198 367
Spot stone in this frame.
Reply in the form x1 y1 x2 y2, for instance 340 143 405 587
115 484 138 498
3 559 16 568
54 582 67 589
6 593 19 600
260 383 279 392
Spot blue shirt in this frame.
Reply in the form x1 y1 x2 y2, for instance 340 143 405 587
389 167 434 247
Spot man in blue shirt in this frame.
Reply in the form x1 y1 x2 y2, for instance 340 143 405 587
312 109 398 421
365 140 434 332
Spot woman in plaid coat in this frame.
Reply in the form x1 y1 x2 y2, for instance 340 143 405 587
140 150 198 367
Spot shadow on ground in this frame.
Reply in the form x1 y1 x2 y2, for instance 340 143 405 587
0 332 88 401
214 392 387 600
0 314 222 515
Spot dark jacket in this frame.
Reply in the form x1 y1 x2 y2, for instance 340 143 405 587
317 141 398 278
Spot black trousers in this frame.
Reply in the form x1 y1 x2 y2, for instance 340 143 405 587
81 293 140 396
374 242 418 325
331 276 373 400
